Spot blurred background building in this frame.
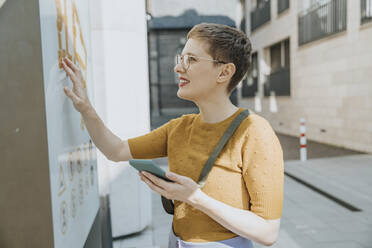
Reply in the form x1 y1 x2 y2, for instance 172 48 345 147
240 0 372 154
146 0 372 154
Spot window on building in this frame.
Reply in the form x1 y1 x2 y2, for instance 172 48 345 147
251 0 271 32
270 43 281 73
278 0 290 14
241 52 258 98
361 0 372 24
264 39 290 96
270 39 289 73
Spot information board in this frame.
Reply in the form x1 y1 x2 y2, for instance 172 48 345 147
38 0 99 247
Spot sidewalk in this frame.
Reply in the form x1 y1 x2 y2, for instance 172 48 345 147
256 154 372 248
113 153 372 248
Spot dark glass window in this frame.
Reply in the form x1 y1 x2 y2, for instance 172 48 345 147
270 42 281 73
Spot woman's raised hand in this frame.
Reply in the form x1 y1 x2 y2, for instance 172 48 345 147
61 57 92 114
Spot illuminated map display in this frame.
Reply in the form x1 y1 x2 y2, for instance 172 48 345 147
38 0 99 247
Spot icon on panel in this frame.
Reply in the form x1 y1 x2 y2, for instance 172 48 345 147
76 147 82 173
78 178 84 205
58 163 67 196
60 201 68 235
89 139 93 161
67 151 74 181
90 164 94 186
85 174 89 195
84 142 89 168
70 188 77 219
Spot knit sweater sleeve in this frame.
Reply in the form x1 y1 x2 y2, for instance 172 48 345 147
127 118 177 159
241 116 284 220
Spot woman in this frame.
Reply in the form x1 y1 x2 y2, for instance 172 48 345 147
62 23 284 248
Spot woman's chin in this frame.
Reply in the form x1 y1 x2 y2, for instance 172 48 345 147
177 89 192 101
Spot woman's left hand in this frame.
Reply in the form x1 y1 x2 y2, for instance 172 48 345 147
139 171 203 205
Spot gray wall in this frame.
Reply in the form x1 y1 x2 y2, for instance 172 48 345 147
0 0 54 247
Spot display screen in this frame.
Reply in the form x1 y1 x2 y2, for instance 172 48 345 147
38 0 99 247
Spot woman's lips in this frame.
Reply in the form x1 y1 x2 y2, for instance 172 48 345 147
179 81 190 87
179 78 190 87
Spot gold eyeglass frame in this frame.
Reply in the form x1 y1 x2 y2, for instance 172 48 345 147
175 54 227 70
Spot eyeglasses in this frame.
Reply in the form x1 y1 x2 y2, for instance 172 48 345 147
174 54 227 71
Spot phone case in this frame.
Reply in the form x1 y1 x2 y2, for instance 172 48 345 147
128 159 173 182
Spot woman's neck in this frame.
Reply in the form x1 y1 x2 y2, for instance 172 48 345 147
196 100 239 124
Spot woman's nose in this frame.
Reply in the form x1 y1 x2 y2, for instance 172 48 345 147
174 62 185 73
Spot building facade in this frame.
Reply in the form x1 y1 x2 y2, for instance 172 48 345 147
240 0 372 153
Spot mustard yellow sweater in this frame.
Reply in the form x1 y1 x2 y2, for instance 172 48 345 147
128 108 284 242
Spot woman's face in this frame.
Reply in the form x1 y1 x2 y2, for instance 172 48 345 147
173 38 225 103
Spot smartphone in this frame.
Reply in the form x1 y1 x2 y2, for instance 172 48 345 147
128 159 173 182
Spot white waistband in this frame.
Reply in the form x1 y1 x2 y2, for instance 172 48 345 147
168 225 254 248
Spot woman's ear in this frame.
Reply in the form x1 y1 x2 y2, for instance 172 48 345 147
217 63 236 83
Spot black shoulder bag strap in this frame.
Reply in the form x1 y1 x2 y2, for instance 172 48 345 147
161 109 250 215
